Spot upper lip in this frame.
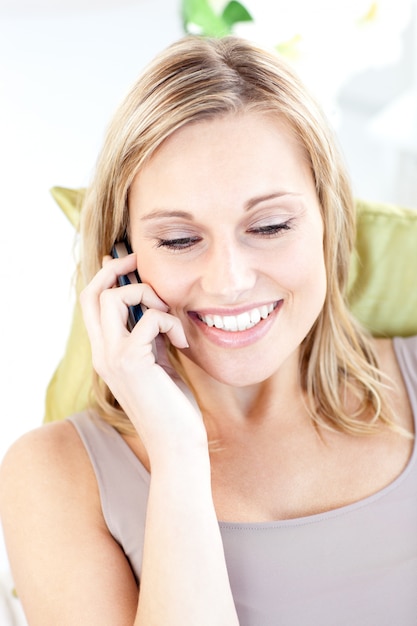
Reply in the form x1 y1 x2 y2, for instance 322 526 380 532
189 300 281 317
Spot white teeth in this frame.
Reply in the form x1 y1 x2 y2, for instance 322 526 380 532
260 305 269 319
204 315 215 327
223 315 238 331
237 311 251 331
199 303 276 332
213 315 223 329
250 308 261 325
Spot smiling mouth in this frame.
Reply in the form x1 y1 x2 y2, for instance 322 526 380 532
197 302 278 332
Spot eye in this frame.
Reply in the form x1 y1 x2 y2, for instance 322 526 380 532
247 220 292 237
156 236 202 251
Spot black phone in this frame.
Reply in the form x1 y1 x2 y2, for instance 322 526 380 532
111 239 144 331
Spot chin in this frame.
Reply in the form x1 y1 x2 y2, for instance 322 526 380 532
214 370 272 388
179 347 284 388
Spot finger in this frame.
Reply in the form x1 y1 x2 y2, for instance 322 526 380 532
97 283 171 348
132 309 189 350
98 296 188 355
79 289 106 376
80 255 166 335
79 256 139 350
104 282 169 313
92 253 140 292
90 255 169 309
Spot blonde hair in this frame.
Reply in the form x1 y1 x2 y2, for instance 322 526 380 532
81 35 396 437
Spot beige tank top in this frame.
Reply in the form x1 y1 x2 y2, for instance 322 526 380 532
68 336 417 625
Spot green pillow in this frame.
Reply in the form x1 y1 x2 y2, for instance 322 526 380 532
44 187 417 423
348 199 417 337
45 187 92 423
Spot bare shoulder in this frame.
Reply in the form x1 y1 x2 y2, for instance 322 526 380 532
0 419 100 560
0 420 139 624
0 420 93 503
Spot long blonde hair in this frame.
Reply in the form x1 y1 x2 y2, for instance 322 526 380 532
81 35 396 436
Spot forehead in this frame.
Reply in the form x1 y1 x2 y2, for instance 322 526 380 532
150 111 306 165
129 112 314 209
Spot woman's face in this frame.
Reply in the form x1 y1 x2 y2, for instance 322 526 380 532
129 112 326 386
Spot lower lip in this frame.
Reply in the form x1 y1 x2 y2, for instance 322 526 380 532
189 301 283 348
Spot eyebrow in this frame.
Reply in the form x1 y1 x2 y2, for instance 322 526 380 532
244 191 299 211
140 209 194 221
140 191 299 221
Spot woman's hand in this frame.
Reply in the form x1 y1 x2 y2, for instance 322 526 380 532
80 252 207 463
80 253 238 625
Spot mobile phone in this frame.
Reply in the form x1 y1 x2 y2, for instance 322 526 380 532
111 239 144 331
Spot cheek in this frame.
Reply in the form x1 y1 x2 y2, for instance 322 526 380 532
273 232 326 291
298 242 327 310
276 235 327 321
138 260 193 308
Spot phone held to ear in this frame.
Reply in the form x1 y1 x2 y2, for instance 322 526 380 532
111 243 191 398
111 239 144 331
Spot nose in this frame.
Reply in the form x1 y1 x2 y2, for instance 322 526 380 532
200 238 257 299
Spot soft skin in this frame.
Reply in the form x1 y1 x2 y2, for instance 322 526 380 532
129 112 327 391
0 113 413 626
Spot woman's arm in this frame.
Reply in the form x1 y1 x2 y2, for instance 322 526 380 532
82 252 238 625
136 443 238 625
0 422 140 625
1 420 238 625
1 252 239 624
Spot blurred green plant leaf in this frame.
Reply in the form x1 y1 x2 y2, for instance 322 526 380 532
222 1 253 29
182 0 225 36
276 34 302 60
182 0 253 37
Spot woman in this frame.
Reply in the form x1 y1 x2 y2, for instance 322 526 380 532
1 36 416 625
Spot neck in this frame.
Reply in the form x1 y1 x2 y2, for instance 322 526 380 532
173 347 305 439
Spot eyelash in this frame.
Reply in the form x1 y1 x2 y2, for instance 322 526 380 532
156 236 201 250
156 221 292 251
248 221 292 236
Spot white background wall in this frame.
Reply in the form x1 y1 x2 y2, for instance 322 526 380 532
0 0 416 574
